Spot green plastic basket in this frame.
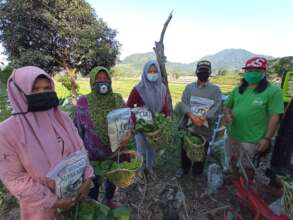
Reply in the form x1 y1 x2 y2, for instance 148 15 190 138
183 134 206 162
106 151 142 189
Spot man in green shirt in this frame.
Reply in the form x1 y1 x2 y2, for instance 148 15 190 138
224 57 284 185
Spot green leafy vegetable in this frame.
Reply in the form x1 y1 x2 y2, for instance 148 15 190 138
59 199 131 220
91 159 141 177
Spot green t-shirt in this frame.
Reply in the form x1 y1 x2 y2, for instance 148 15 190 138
225 84 284 143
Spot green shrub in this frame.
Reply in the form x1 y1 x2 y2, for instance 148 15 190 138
54 74 79 95
0 66 13 85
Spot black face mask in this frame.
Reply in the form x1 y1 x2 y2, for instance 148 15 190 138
196 71 210 82
11 78 59 115
26 91 59 112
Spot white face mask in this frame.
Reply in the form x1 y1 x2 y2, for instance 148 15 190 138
147 73 159 82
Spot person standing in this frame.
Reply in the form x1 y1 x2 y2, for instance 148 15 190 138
127 60 170 180
0 66 93 220
74 66 131 208
224 57 284 185
178 60 222 177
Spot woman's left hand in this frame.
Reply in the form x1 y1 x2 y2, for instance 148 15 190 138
76 179 92 201
257 138 270 152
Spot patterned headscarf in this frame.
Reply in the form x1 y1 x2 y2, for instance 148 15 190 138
87 66 124 145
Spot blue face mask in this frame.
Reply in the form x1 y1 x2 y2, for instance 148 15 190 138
93 81 112 95
147 73 159 82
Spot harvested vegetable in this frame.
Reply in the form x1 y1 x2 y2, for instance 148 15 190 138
135 113 172 133
135 113 173 148
91 159 141 177
182 131 206 162
91 150 142 188
59 199 131 220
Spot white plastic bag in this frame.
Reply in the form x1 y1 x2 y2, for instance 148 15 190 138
207 163 223 193
47 150 89 199
107 108 131 152
131 107 153 123
188 96 214 127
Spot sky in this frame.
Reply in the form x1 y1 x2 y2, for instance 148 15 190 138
0 0 292 64
87 0 293 63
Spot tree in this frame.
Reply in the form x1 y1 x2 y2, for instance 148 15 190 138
153 11 173 113
0 66 13 122
217 68 227 76
0 0 120 98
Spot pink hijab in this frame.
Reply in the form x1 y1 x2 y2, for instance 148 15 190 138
7 66 83 170
0 66 93 220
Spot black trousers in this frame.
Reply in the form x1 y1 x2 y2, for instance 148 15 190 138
89 176 116 201
181 141 209 176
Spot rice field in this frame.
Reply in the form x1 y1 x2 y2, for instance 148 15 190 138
55 74 241 104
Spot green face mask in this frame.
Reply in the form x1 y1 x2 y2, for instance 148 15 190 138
244 71 264 84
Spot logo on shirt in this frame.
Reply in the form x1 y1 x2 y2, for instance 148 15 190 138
253 99 264 106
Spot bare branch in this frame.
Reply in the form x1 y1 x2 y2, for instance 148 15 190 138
160 10 173 43
154 11 174 112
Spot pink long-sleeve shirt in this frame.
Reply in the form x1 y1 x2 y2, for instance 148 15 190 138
0 115 94 220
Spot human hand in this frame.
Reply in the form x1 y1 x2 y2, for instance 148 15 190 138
76 179 92 201
190 115 205 127
53 197 77 211
257 138 270 153
223 113 233 125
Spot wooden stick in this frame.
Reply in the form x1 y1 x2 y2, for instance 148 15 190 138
198 205 231 217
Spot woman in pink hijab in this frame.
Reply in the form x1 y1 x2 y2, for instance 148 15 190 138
0 66 94 220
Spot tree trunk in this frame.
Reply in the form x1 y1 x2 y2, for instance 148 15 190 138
153 11 173 114
66 67 78 104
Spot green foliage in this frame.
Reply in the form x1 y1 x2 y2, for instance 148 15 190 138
54 74 237 115
120 52 194 76
0 66 12 122
268 56 293 76
111 159 141 170
217 68 228 76
55 74 79 94
0 183 17 214
91 159 141 177
120 49 272 77
282 175 293 186
0 0 120 74
59 96 75 118
91 160 114 177
122 52 156 70
0 86 10 122
155 115 182 173
0 66 13 84
111 64 140 77
184 132 204 145
207 145 228 170
135 113 172 134
60 199 131 220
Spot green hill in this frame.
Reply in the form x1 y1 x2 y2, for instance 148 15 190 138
113 49 273 77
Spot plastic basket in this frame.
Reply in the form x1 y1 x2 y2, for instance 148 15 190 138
183 134 206 162
106 151 142 188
